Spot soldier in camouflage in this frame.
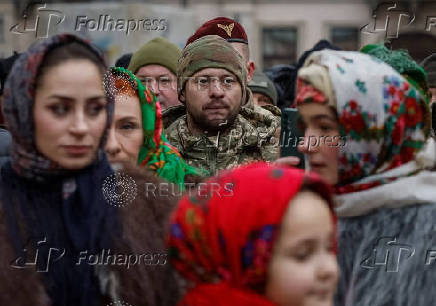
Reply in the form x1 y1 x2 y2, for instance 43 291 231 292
164 35 280 176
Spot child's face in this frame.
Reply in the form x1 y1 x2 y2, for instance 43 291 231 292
297 103 340 185
265 190 338 306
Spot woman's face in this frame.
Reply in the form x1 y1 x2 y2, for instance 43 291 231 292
34 59 107 170
266 190 338 306
105 94 143 164
297 103 340 185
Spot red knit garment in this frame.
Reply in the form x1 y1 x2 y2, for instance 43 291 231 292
186 17 248 46
167 162 337 305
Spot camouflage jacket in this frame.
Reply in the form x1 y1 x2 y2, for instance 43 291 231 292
163 100 281 177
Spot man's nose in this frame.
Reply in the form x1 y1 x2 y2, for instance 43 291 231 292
148 79 160 96
209 79 225 98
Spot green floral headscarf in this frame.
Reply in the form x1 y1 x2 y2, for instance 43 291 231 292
109 67 205 187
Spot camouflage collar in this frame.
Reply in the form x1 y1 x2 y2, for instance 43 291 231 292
176 114 260 152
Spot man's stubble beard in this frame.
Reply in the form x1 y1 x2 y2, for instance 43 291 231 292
187 103 241 134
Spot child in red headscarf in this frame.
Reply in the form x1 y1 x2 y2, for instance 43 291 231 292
167 162 338 306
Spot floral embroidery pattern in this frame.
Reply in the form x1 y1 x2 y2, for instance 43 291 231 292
241 225 277 285
341 56 354 63
295 50 430 193
355 80 367 94
295 78 327 104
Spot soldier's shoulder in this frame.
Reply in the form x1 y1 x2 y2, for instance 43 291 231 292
162 104 186 129
261 104 282 117
240 104 281 137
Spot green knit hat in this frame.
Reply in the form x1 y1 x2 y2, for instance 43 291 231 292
248 70 278 105
421 54 436 88
177 35 247 104
128 37 181 75
360 43 428 96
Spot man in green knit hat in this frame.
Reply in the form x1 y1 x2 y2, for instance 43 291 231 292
248 70 278 107
165 35 280 176
128 37 181 109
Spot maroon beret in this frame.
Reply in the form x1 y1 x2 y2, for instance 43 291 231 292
186 17 248 46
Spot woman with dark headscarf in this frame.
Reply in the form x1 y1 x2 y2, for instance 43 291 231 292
294 49 436 305
0 33 117 306
167 162 339 306
0 34 180 306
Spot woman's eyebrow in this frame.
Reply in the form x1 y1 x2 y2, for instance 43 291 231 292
46 94 74 101
310 114 337 122
310 114 332 120
46 95 106 102
118 116 139 121
86 95 107 102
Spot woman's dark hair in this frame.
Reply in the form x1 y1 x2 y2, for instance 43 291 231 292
114 53 132 69
35 41 106 89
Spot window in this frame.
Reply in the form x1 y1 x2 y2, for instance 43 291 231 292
330 27 359 51
262 27 298 68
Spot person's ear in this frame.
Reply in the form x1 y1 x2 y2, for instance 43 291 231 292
247 61 255 83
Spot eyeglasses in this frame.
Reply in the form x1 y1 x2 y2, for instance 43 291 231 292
137 76 176 91
190 76 237 91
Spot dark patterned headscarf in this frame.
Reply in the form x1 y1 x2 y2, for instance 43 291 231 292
0 34 120 306
2 33 114 180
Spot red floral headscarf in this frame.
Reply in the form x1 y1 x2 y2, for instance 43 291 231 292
294 50 430 194
167 162 337 305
